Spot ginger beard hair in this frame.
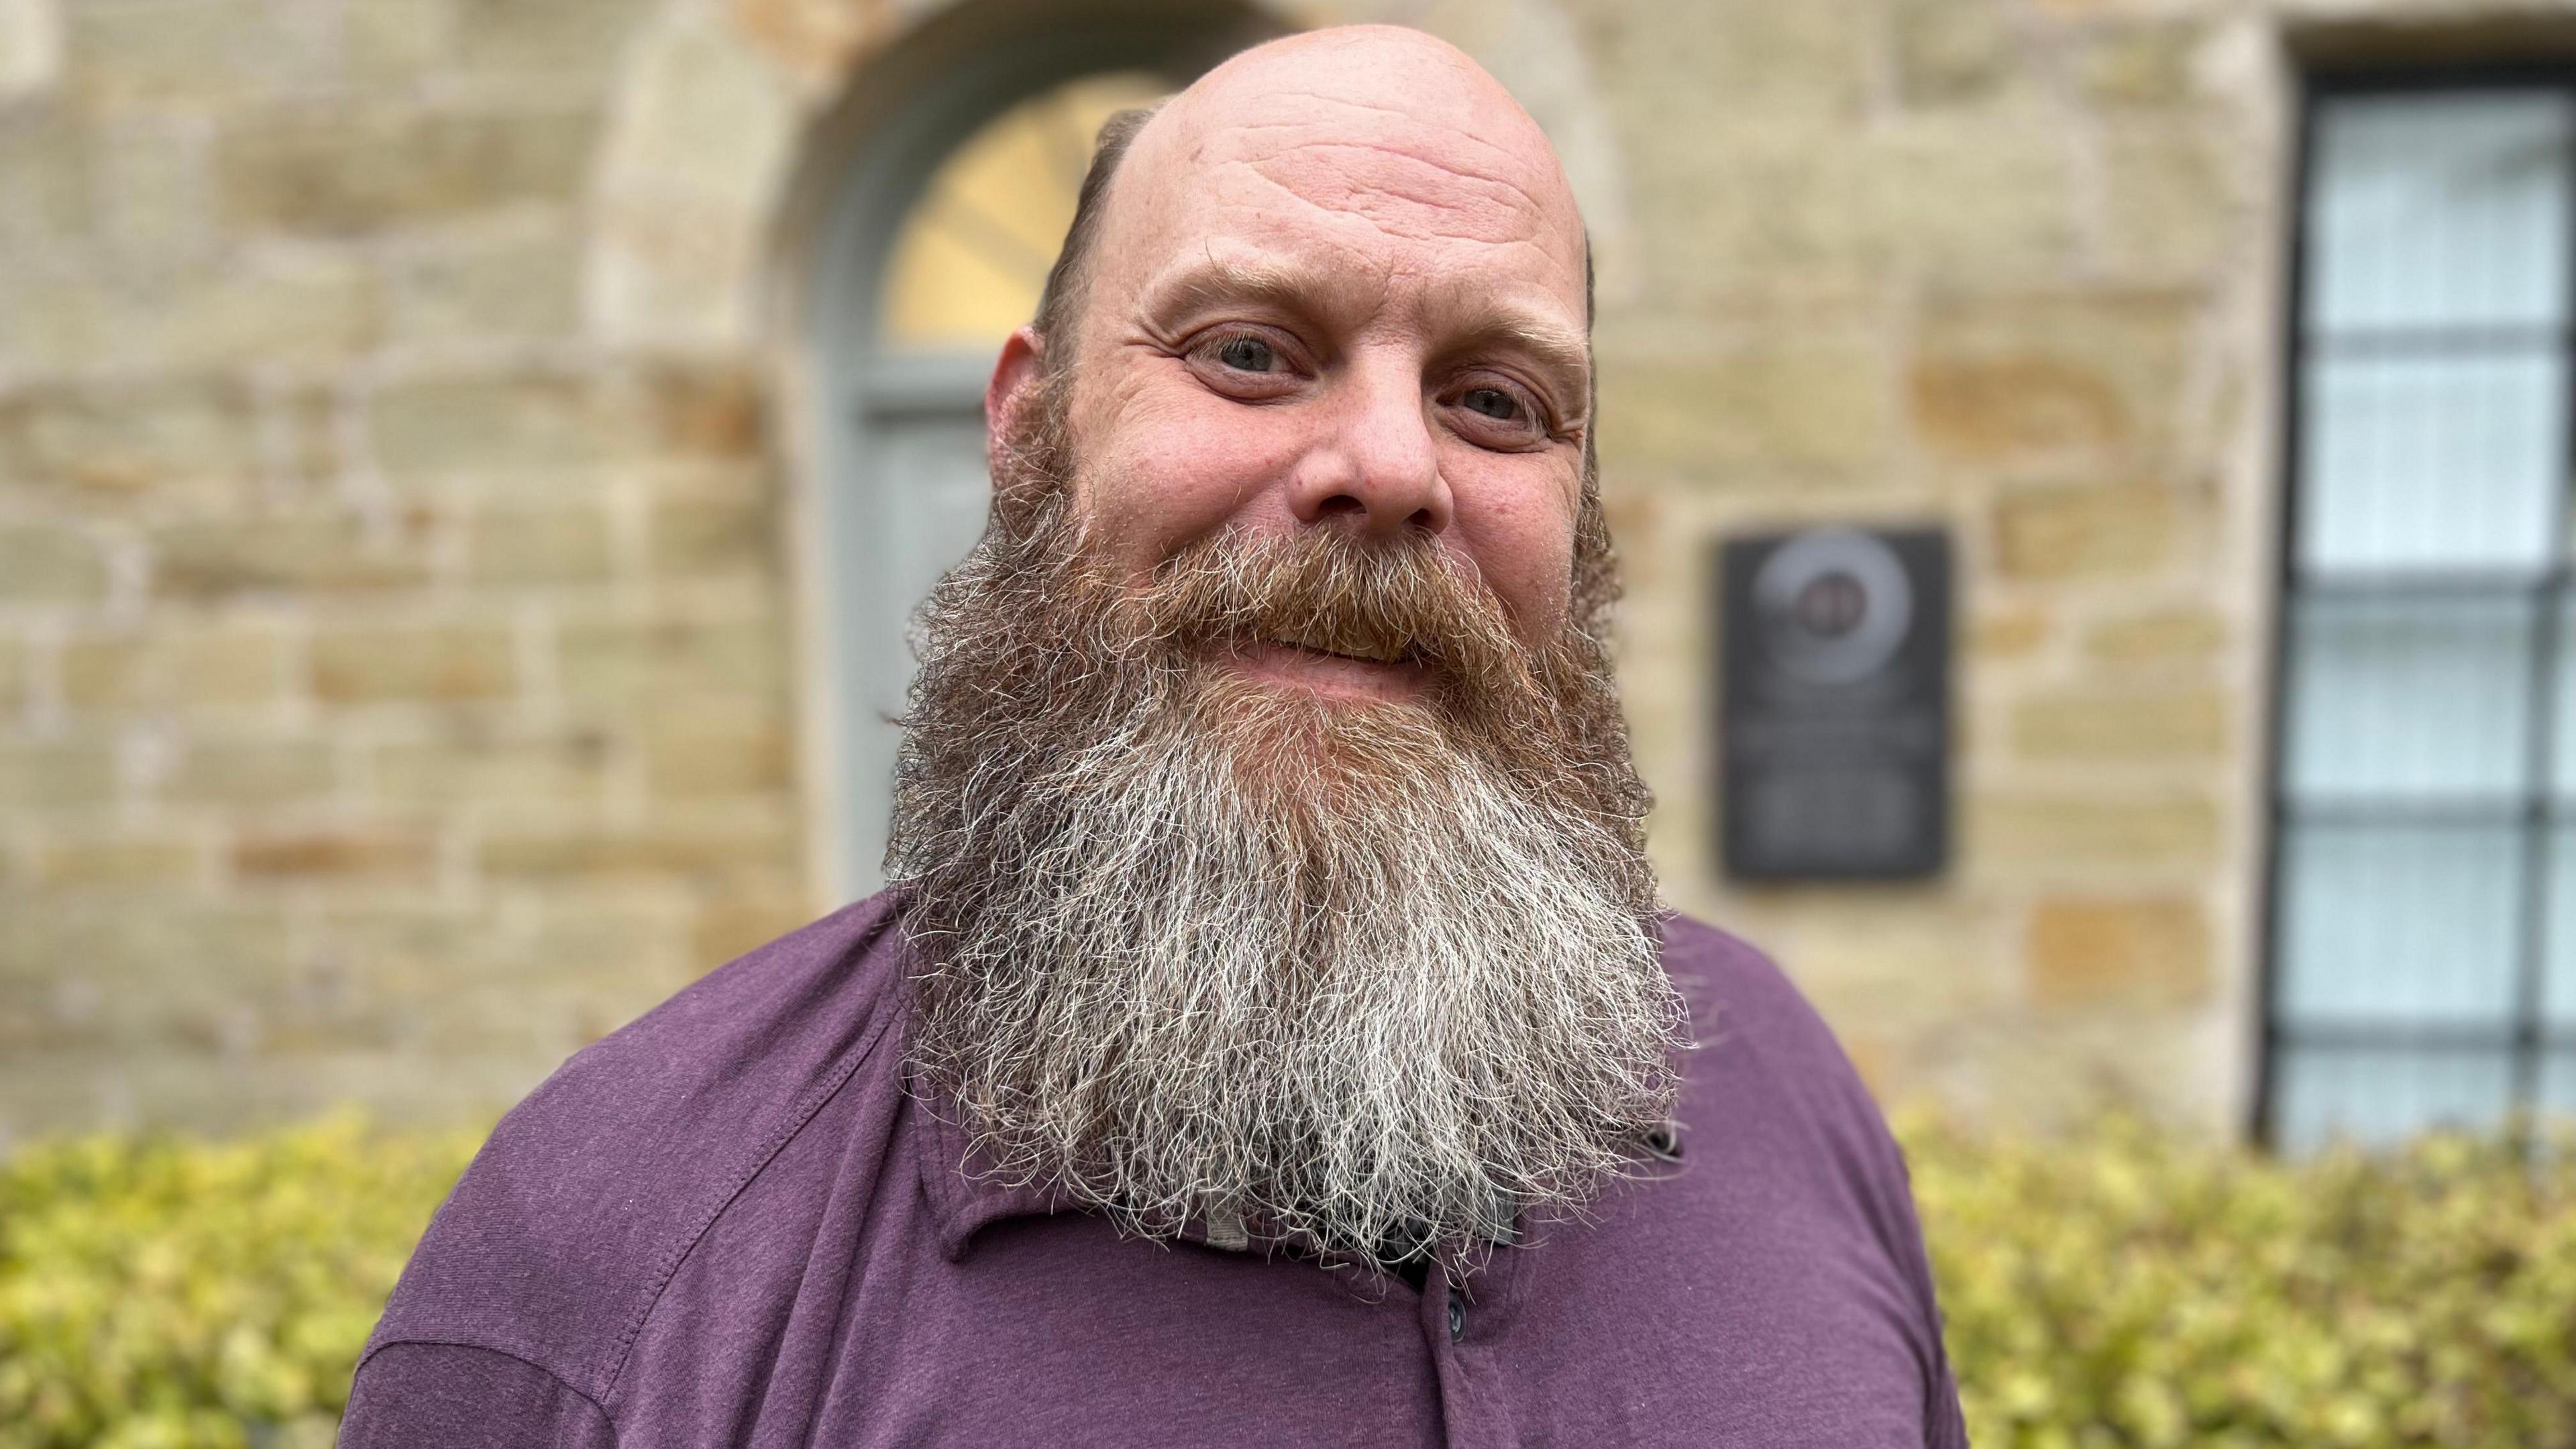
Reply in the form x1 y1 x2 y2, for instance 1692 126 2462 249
888 364 1688 1271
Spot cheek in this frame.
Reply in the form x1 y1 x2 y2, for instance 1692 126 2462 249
1070 384 1313 572
1444 451 1579 640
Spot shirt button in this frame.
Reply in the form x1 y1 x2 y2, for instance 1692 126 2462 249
1446 1291 1466 1343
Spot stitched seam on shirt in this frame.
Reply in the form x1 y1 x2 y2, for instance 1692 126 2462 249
358 1337 618 1438
596 945 903 1401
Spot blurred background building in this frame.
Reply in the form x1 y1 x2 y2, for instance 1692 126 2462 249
0 0 2564 1152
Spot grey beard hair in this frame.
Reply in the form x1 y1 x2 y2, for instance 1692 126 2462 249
890 415 1687 1271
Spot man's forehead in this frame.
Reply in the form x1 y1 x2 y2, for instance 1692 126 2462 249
1096 27 1589 323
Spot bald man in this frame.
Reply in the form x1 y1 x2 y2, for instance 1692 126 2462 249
341 26 1970 1449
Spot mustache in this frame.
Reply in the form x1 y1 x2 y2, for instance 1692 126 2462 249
1127 527 1534 690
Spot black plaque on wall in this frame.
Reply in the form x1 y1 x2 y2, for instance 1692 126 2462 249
1717 525 1951 881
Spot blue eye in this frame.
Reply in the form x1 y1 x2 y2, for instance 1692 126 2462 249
1462 387 1521 421
1216 336 1277 372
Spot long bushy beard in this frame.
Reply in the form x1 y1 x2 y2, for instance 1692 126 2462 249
889 381 1686 1269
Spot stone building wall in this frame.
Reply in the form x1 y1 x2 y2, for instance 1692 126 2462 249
0 0 2537 1140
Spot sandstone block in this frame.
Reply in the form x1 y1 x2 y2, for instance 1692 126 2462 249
2027 895 2211 1008
1587 0 1871 125
1970 606 2051 661
1891 0 2017 109
1870 115 2079 285
66 0 337 111
33 831 206 888
387 227 582 346
2012 685 2227 759
2085 608 2226 663
368 370 639 484
1967 790 2221 871
0 109 87 250
1911 354 2125 463
151 510 431 598
470 506 612 585
0 378 262 502
161 739 335 805
372 730 613 805
647 363 769 460
2078 21 2206 107
0 740 117 809
313 622 515 704
92 117 215 271
1910 289 2197 465
345 0 455 88
556 613 784 707
453 0 640 82
217 105 596 238
0 634 23 713
2100 120 2239 282
1600 339 1895 474
233 827 435 881
138 249 384 370
649 496 769 578
62 625 282 709
1994 482 2181 580
0 525 107 603
642 709 791 798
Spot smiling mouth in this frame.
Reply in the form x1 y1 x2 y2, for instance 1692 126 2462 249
1260 635 1417 667
1222 638 1430 700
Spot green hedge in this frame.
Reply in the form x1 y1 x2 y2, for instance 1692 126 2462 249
0 1116 481 1449
3 1112 2575 1446
1903 1112 2576 1448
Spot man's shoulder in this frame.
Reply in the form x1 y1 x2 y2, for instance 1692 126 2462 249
1658 910 1831 1044
361 889 918 1401
1657 910 1890 1129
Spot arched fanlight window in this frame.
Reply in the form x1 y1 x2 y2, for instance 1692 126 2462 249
877 74 1165 352
805 9 1278 902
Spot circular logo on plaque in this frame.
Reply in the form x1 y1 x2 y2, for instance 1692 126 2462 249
1751 528 1915 685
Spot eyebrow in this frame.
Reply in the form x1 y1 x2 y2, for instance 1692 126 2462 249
1135 254 1593 407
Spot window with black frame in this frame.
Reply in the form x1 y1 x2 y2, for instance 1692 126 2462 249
2267 78 2576 1150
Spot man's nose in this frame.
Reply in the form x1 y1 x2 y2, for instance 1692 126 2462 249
1285 358 1453 537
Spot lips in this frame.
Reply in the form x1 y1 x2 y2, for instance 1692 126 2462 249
1260 625 1416 666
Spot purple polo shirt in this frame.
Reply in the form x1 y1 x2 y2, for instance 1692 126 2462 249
341 890 1969 1447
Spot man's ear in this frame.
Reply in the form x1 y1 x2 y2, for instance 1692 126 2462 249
985 326 1047 476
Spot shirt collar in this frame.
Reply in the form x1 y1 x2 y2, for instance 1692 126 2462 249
907 1065 1081 1262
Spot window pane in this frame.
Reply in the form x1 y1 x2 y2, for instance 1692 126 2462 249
2275 821 2523 1025
2296 351 2565 574
2284 592 2535 800
2306 91 2571 333
2538 1051 2576 1118
2273 1046 2514 1152
2544 827 2576 1023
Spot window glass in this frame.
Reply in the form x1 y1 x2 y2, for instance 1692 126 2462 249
2282 593 2534 800
2306 92 2569 333
2296 352 2564 574
2275 821 2524 1025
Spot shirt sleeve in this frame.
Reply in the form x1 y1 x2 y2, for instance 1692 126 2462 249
338 1341 616 1449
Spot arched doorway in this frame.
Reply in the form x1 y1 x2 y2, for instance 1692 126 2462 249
802 4 1283 901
